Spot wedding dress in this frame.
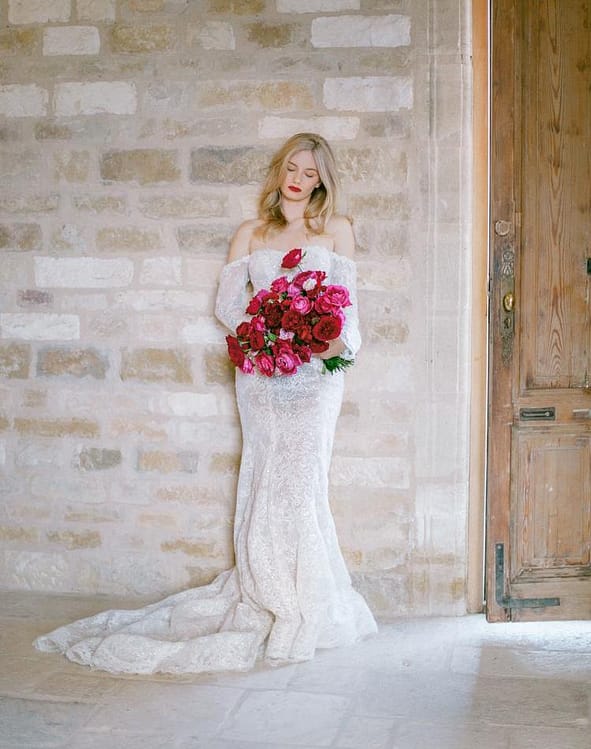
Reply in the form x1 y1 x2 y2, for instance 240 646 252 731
34 245 377 674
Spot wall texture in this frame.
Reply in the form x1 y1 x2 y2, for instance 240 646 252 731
0 0 472 617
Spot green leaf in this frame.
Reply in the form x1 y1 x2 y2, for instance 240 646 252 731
322 356 355 374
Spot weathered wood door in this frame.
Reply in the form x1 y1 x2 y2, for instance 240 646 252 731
487 0 591 621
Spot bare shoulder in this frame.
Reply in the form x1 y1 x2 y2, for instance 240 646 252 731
227 219 264 262
326 214 355 259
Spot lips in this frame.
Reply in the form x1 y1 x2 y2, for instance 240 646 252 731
288 186 302 193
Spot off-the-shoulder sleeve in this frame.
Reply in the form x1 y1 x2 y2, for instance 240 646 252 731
331 253 361 359
215 255 250 333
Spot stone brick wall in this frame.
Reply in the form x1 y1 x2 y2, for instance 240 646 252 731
0 0 473 616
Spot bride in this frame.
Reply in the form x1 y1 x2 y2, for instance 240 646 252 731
34 133 377 674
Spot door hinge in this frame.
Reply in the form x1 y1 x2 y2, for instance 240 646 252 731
495 544 560 610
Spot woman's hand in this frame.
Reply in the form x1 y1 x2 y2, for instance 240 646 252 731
317 338 346 359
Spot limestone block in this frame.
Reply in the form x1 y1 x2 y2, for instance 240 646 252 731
209 452 240 475
176 224 232 254
54 82 137 116
14 417 99 438
120 347 192 384
8 0 71 24
184 257 225 287
311 15 410 48
191 147 267 184
181 318 223 344
0 29 38 55
129 0 165 10
0 525 39 543
36 346 109 379
139 257 182 286
34 121 74 140
247 22 293 48
96 226 161 251
15 441 64 467
46 529 102 549
324 76 413 112
77 0 116 21
0 224 42 252
197 81 314 111
0 313 80 341
75 447 122 470
43 26 100 56
148 391 217 418
110 25 174 53
277 0 358 10
53 151 91 182
337 146 408 184
113 289 209 313
0 442 5 466
73 195 127 214
35 257 133 288
0 343 30 379
0 85 48 118
49 224 92 252
259 116 359 141
139 194 228 219
138 450 199 473
350 193 409 219
0 415 9 431
193 21 235 50
101 149 180 185
0 195 59 213
17 290 54 307
208 0 264 13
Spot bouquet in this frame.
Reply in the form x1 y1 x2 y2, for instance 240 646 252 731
225 248 354 377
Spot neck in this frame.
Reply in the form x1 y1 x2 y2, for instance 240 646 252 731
281 198 308 224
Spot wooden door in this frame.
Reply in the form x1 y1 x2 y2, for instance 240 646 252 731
487 0 591 622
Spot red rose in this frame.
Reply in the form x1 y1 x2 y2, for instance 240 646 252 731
255 351 275 377
249 329 265 351
312 314 343 341
310 339 329 354
297 324 313 343
293 343 311 363
236 321 251 339
281 309 304 332
282 248 304 269
314 294 335 314
226 335 245 368
246 289 269 315
263 302 283 329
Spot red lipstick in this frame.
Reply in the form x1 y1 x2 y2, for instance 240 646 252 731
288 186 302 193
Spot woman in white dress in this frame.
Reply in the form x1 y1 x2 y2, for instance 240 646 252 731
34 133 377 674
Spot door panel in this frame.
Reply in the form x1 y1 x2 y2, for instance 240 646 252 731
487 0 591 622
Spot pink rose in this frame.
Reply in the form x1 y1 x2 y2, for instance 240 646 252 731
251 315 266 332
240 357 254 374
281 248 304 269
255 351 275 377
271 276 289 294
323 284 351 308
274 345 301 375
312 314 343 341
290 295 313 314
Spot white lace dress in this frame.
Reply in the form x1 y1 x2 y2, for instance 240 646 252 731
34 245 377 674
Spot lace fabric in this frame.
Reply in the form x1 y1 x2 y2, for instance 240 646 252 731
34 246 377 674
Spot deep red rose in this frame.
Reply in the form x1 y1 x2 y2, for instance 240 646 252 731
281 309 304 332
249 329 265 351
281 248 303 269
236 321 251 339
293 343 312 363
309 339 329 354
246 289 270 315
312 314 343 341
226 335 245 368
251 315 266 332
296 324 313 343
263 302 283 328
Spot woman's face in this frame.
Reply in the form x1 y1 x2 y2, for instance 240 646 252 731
280 149 320 204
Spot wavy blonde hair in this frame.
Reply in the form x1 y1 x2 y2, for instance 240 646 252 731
256 133 339 239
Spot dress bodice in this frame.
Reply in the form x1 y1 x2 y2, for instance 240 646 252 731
247 246 334 293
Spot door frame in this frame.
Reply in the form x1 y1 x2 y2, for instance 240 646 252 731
467 0 489 614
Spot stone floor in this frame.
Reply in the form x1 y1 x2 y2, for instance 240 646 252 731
1 591 590 749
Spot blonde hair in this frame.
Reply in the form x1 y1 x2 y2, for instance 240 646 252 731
256 133 339 239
